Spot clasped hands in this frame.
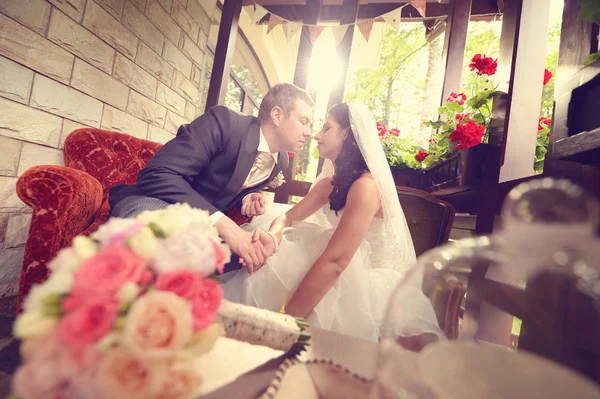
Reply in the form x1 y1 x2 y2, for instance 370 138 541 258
238 193 277 273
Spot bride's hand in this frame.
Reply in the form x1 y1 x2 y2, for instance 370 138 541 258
251 230 276 258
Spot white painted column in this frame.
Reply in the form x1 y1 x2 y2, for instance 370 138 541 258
499 0 552 182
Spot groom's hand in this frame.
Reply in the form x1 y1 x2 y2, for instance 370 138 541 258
215 217 268 272
241 193 266 217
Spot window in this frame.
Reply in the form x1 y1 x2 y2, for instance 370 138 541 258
202 5 268 116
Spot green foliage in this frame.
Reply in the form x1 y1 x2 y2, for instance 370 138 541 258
345 24 428 127
577 0 600 25
541 22 561 118
535 119 552 174
467 89 494 110
381 135 422 169
584 51 600 67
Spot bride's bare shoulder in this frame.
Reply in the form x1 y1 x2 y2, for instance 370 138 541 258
348 173 383 217
349 173 379 197
311 176 334 197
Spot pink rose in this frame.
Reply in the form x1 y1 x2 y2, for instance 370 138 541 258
12 360 65 399
155 271 202 299
58 297 120 349
122 291 193 359
94 347 166 399
13 335 64 399
154 357 202 399
190 280 223 332
64 245 150 311
13 333 95 399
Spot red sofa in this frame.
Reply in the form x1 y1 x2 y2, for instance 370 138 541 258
16 128 162 310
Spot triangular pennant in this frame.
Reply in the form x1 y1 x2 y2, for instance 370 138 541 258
331 24 349 47
309 25 325 44
382 7 402 32
410 0 426 17
267 14 284 34
357 19 374 42
282 21 302 42
251 4 269 25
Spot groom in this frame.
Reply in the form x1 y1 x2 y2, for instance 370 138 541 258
109 83 314 272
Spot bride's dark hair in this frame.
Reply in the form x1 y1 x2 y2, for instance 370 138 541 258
328 103 369 212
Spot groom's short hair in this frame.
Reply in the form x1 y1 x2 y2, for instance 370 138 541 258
257 83 313 124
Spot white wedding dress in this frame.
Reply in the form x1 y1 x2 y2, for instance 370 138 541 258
220 103 443 343
221 204 416 342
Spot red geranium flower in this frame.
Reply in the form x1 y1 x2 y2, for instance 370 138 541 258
428 138 437 144
447 92 467 106
455 112 470 122
450 120 485 150
415 150 429 163
376 122 388 137
543 69 552 86
538 116 552 131
469 54 498 76
388 128 400 137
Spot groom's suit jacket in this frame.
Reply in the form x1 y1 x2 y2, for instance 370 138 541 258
110 106 289 216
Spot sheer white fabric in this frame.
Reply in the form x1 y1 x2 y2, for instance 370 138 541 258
221 102 442 341
348 102 417 273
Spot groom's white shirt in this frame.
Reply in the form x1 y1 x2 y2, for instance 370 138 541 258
209 127 278 225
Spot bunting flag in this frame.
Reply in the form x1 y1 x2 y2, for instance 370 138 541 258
309 25 325 44
331 24 349 46
357 19 374 42
381 6 403 32
282 21 302 42
250 4 269 25
410 0 426 17
267 14 284 34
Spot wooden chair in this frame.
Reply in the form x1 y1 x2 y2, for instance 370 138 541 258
396 186 456 257
395 186 463 341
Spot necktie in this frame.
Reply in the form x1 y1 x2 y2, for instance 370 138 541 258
243 152 275 189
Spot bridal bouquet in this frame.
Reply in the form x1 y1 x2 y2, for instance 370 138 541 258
10 203 309 399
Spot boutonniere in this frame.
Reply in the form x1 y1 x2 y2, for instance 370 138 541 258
268 171 286 188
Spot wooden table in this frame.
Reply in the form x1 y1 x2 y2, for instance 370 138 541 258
198 328 378 398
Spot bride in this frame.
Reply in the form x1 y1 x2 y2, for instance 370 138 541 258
221 102 441 342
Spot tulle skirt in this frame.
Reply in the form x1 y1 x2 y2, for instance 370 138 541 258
221 207 406 342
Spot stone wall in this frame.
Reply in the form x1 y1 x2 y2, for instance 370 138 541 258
0 0 214 298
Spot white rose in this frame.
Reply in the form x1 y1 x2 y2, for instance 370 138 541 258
153 230 217 277
127 226 159 259
116 282 139 303
97 331 121 352
72 235 98 259
91 218 145 245
47 247 82 273
23 269 74 313
137 203 212 236
13 311 58 339
185 323 223 356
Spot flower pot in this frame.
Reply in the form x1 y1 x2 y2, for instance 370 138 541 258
458 143 499 187
390 167 426 188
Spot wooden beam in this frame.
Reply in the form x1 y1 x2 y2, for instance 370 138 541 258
492 0 521 165
303 0 322 25
274 1 320 204
544 0 598 183
258 3 471 23
439 0 472 104
555 0 597 91
293 0 321 89
205 0 242 111
327 0 359 107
